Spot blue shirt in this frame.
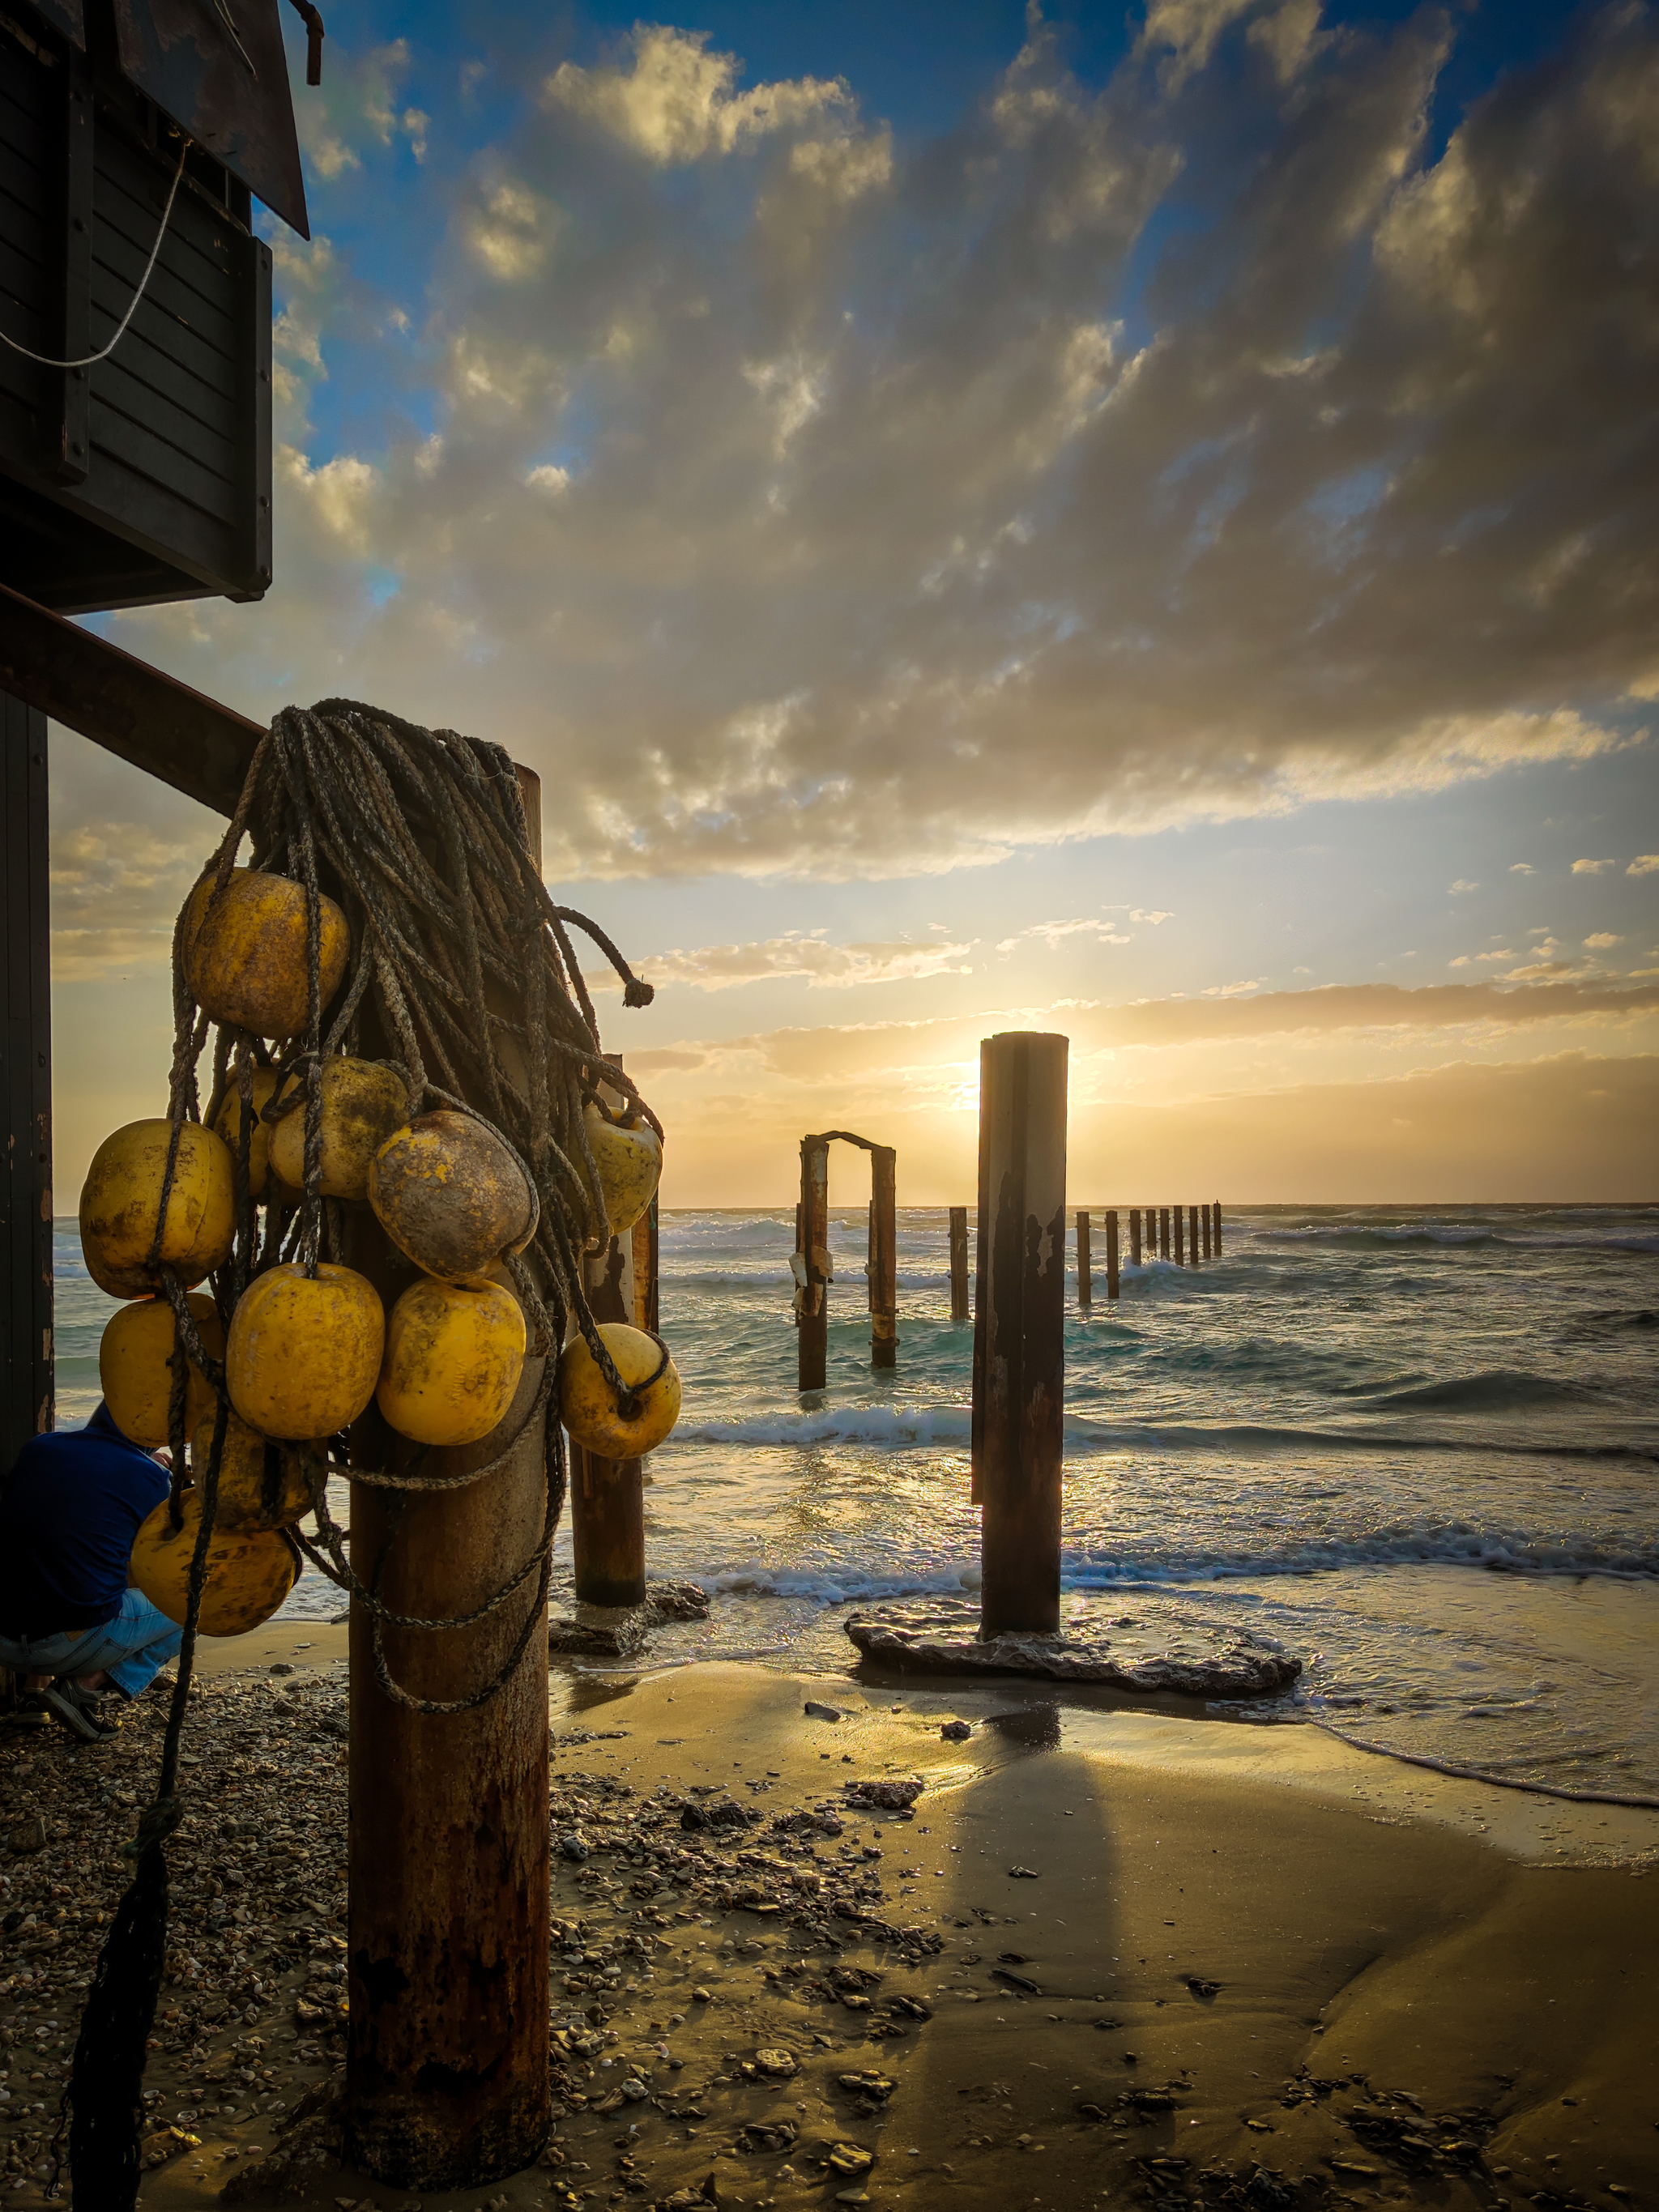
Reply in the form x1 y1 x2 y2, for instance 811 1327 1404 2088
0 1402 171 1639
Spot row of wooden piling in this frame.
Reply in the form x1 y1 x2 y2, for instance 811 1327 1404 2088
947 1200 1222 1313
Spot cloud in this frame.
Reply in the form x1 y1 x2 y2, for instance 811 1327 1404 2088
544 25 848 163
1448 880 1479 894
1629 855 1659 876
1572 857 1616 874
589 934 975 993
1130 908 1174 924
1584 933 1624 949
100 4 1659 882
994 916 1133 953
1509 862 1534 874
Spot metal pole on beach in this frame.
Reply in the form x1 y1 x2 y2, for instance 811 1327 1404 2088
949 1205 970 1321
345 765 550 2190
799 1136 830 1392
972 1031 1068 1636
871 1144 898 1369
1214 1200 1222 1256
571 1062 646 1609
1174 1205 1185 1266
1076 1209 1092 1309
1201 1204 1211 1263
633 1193 659 1332
1105 1208 1120 1301
1159 1206 1170 1261
1129 1208 1142 1268
1189 1204 1201 1267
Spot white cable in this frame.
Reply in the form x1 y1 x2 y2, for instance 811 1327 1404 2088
0 135 190 370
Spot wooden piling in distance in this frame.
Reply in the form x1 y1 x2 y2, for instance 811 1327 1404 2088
1076 1209 1092 1309
1159 1206 1171 1261
972 1032 1068 1636
633 1193 659 1332
346 766 548 2191
1174 1205 1184 1266
870 1144 898 1368
1129 1207 1142 1268
1105 1208 1120 1300
1214 1200 1222 1256
798 1135 830 1392
572 1063 645 1609
949 1205 970 1321
1189 1204 1201 1267
1201 1202 1211 1263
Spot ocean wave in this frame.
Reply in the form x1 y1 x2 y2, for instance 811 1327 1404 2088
1357 1370 1603 1413
670 1405 1657 1462
699 1564 983 1605
1261 1225 1659 1255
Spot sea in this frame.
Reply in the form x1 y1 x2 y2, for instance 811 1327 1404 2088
51 1203 1659 1802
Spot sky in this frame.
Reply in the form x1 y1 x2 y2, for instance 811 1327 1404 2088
50 0 1659 1207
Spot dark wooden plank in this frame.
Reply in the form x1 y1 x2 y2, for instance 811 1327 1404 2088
0 142 54 260
90 383 239 521
88 284 245 444
0 580 261 809
92 169 241 364
1 689 54 1467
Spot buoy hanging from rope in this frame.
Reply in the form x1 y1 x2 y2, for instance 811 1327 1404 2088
195 1409 313 1532
79 1119 236 1298
211 1065 290 1201
129 1489 297 1634
367 1110 537 1280
377 1273 527 1446
98 1293 224 1447
225 1261 385 1438
583 1099 663 1237
267 1054 407 1199
181 864 350 1038
561 1321 681 1458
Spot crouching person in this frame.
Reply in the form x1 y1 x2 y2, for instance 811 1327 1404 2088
0 1400 181 1741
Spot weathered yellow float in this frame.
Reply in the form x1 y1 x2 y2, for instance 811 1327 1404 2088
130 1489 297 1634
268 1056 408 1200
99 1293 224 1448
367 1111 535 1281
583 1102 662 1237
377 1274 527 1447
194 1408 314 1532
181 866 349 1040
560 1322 680 1460
79 1119 237 1299
225 1261 385 1439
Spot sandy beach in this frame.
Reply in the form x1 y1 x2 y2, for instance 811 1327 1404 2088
2 1620 1653 2212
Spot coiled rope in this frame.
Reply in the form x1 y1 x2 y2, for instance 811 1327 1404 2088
57 700 658 2206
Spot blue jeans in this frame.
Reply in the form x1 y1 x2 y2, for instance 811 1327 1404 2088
0 1588 183 1701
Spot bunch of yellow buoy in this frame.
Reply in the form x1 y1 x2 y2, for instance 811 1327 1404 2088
80 864 676 1641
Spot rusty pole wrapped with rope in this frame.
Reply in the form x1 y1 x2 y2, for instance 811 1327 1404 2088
58 700 669 2203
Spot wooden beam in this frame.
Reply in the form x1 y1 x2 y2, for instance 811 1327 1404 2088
798 1136 830 1392
972 1031 1068 1637
1076 1208 1091 1309
1105 1208 1120 1301
948 1205 970 1323
1129 1207 1142 1268
870 1145 897 1369
2 693 53 1468
0 581 261 814
572 1063 645 1609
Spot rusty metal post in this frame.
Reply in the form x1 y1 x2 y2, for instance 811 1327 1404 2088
1159 1206 1170 1261
972 1032 1068 1637
1129 1208 1142 1268
870 1145 898 1369
633 1193 659 1333
1214 1200 1222 1256
1105 1208 1120 1301
1076 1209 1091 1309
798 1136 830 1392
1174 1205 1184 1267
345 766 550 2192
572 1063 645 1609
949 1206 970 1322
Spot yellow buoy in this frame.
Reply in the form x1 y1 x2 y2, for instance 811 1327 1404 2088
192 1409 314 1532
79 1119 236 1299
225 1262 385 1440
583 1103 663 1238
269 1057 409 1201
377 1274 527 1447
99 1293 224 1448
130 1489 296 1634
211 1067 294 1202
560 1322 680 1460
181 867 350 1040
367 1111 536 1281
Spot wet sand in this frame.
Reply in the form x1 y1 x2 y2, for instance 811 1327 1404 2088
4 1627 1655 2210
